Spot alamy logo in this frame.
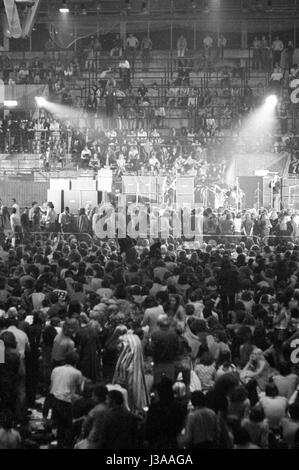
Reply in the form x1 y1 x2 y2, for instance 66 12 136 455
0 339 4 364
290 339 299 365
92 201 204 240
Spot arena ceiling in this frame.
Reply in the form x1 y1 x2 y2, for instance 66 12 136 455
36 0 299 21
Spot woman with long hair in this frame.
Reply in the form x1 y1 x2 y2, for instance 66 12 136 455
240 347 273 392
112 329 149 412
168 294 186 330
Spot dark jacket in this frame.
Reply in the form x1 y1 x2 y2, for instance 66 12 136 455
101 406 139 449
151 327 179 364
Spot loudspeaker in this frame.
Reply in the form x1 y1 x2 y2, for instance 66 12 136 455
122 176 157 201
71 178 97 191
49 178 70 191
97 168 113 192
281 178 299 210
63 190 81 214
176 177 195 195
47 190 62 213
80 190 98 208
138 176 156 199
122 176 138 194
125 194 137 204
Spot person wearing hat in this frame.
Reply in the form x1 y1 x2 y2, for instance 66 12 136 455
150 314 179 385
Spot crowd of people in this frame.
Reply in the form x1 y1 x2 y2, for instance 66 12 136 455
1 27 299 451
1 200 299 449
2 197 299 243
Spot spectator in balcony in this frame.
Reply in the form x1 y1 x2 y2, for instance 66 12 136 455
285 40 295 71
261 35 270 72
138 80 148 100
141 35 152 72
110 34 123 57
105 89 117 128
126 33 139 76
119 57 131 90
18 63 29 84
269 65 284 94
64 64 74 81
167 82 179 107
203 33 213 59
149 153 160 173
252 36 262 71
8 73 16 86
55 60 64 77
3 56 11 83
177 35 187 58
272 36 284 67
81 144 92 169
85 46 95 71
290 63 299 78
279 103 288 134
86 93 96 112
94 36 102 53
217 33 227 59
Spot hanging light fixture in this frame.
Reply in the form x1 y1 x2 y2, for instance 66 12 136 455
80 3 87 14
59 1 69 13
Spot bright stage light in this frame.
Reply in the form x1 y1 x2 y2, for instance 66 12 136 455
265 95 278 107
4 100 18 107
59 1 69 12
35 96 47 107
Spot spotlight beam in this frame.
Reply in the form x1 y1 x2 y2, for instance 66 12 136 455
265 95 278 107
35 96 47 107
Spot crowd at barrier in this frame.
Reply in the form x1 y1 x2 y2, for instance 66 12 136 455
1 196 299 449
2 198 299 244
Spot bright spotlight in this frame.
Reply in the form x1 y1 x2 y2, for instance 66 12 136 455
265 95 278 107
35 96 47 107
59 1 69 12
4 100 18 107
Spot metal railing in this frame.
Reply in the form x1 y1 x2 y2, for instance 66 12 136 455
5 230 94 245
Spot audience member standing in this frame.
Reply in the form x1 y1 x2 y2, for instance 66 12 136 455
272 36 284 67
252 36 262 71
126 34 139 77
141 35 152 72
177 35 187 58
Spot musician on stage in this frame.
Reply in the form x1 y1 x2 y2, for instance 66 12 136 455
269 175 281 211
